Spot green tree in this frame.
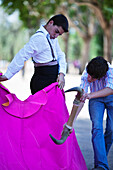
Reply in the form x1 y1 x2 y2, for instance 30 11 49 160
0 8 29 61
0 0 63 31
68 0 113 63
57 3 99 73
94 26 103 56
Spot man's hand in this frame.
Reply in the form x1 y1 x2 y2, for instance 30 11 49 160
57 73 65 90
80 92 90 103
80 87 113 101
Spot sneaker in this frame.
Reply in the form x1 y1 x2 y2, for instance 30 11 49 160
92 167 105 170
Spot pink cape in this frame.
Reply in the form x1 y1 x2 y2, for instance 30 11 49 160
0 82 87 170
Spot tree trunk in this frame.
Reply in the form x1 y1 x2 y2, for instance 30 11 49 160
80 37 91 73
103 27 112 63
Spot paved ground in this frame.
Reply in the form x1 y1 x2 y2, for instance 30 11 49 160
75 119 113 170
1 61 113 170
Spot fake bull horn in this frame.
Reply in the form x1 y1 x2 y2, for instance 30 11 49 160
49 126 70 145
65 86 83 94
49 86 83 145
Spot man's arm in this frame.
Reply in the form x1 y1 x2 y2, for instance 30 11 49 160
81 87 113 102
88 87 113 99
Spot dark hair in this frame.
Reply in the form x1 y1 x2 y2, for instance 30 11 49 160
86 56 108 79
47 14 69 32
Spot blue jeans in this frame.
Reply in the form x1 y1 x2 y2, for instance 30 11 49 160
89 95 113 170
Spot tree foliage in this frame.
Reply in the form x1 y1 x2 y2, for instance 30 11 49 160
0 8 29 61
1 0 113 70
68 0 113 62
1 0 63 29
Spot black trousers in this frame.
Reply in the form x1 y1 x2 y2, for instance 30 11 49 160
30 64 58 94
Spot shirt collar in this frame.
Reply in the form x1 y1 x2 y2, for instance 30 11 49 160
39 25 49 37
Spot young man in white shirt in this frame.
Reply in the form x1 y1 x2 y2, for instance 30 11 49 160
0 14 69 94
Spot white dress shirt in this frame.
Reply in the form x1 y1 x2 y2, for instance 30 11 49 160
4 25 67 79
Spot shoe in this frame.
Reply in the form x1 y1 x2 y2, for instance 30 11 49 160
92 167 105 170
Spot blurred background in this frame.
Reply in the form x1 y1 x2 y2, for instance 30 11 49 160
0 0 113 76
0 1 113 169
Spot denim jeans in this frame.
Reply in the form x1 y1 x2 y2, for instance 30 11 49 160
89 95 113 170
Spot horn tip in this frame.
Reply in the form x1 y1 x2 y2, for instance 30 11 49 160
49 134 64 145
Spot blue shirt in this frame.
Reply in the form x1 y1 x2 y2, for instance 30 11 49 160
80 63 113 93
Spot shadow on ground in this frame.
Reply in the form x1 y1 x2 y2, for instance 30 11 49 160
74 119 113 170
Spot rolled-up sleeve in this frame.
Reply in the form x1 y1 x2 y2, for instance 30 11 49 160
80 69 89 93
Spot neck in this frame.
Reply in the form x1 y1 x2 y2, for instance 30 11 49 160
44 25 48 32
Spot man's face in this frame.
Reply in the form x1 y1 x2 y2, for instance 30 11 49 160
47 20 64 39
87 74 97 82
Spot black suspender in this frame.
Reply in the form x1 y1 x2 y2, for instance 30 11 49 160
36 31 56 61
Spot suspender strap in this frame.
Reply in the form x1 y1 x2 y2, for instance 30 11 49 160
46 36 56 61
36 31 56 61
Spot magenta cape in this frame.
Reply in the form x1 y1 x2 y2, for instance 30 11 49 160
0 82 87 170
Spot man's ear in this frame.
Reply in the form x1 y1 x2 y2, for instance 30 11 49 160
49 20 54 26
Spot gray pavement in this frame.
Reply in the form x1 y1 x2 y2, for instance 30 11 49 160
74 119 113 170
2 62 113 170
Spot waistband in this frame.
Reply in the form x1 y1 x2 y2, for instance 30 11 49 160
34 60 58 67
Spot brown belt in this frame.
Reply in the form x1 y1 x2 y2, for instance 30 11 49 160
34 60 58 67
